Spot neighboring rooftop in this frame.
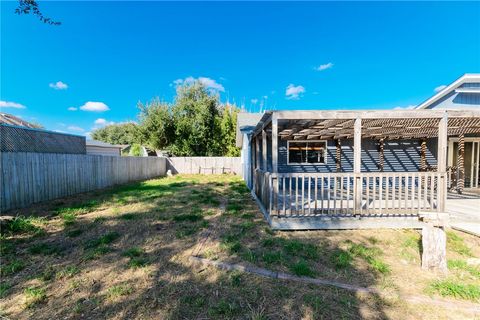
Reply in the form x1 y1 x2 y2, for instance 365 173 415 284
86 140 123 148
0 113 41 128
416 73 480 110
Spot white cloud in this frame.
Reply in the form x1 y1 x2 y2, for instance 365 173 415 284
173 76 225 92
68 107 77 111
434 85 447 93
79 101 110 112
251 99 258 104
67 125 85 132
0 100 26 109
315 62 334 71
49 81 68 90
393 105 417 110
285 84 306 100
94 118 114 127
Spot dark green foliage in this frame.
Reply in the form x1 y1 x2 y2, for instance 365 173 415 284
289 260 315 277
29 243 62 255
3 216 44 236
91 122 141 146
172 213 203 222
66 229 83 238
93 81 240 156
208 299 240 317
1 259 25 276
85 232 120 249
0 282 11 298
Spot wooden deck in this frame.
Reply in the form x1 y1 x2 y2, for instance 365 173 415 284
253 169 445 230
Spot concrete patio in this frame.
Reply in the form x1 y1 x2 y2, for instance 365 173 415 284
447 189 480 236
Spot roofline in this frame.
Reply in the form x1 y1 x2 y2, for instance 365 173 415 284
0 123 86 139
416 73 480 110
251 109 480 135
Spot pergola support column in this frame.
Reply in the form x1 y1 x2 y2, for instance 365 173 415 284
378 138 384 172
458 133 465 194
262 128 267 171
420 139 427 171
353 118 362 215
336 139 341 172
437 112 447 212
272 114 278 173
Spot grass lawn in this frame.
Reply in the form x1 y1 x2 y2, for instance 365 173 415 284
1 174 479 319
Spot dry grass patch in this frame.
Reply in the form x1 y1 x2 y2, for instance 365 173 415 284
1 174 479 319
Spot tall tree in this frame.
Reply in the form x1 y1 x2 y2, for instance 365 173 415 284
137 98 175 151
170 82 221 156
219 104 240 156
91 122 141 145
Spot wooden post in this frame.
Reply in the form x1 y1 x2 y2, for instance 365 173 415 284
378 138 384 172
354 118 362 214
272 114 278 173
458 133 465 194
421 225 447 273
437 112 447 212
420 139 427 172
335 139 341 172
256 135 260 170
262 128 267 171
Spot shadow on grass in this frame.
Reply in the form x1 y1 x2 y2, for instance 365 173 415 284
1 175 392 319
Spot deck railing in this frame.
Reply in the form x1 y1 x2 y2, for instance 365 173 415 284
253 169 446 218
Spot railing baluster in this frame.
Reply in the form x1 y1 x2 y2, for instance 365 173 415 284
321 176 325 215
346 175 351 214
327 175 331 215
308 176 311 215
314 176 318 214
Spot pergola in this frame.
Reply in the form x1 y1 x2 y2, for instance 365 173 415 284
249 109 480 229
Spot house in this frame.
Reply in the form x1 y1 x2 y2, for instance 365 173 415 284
416 74 480 191
0 113 41 128
237 74 480 230
86 140 123 156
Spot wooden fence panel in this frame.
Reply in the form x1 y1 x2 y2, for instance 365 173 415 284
1 152 167 211
167 157 242 175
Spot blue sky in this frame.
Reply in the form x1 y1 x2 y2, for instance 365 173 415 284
1 1 479 137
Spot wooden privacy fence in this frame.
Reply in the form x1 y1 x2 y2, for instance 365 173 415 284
1 152 167 211
167 157 242 175
253 169 447 217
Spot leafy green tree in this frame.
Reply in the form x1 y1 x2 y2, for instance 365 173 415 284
219 104 240 156
129 144 143 156
91 122 141 145
170 82 221 156
137 98 175 151
93 81 242 157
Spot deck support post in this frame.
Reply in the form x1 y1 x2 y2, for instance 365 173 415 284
272 114 278 174
353 118 362 215
262 129 267 171
256 135 260 170
421 112 448 273
458 133 465 194
437 112 447 212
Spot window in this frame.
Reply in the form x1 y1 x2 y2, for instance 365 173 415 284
287 140 327 164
